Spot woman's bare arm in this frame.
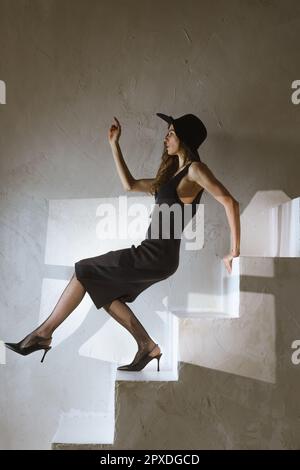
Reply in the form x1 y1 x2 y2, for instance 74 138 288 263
109 141 155 194
108 117 154 194
109 140 134 191
189 161 240 256
127 178 156 195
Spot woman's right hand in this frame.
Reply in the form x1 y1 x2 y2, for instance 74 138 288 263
108 116 121 144
223 251 240 274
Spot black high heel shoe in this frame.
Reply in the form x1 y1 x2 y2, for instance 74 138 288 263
5 333 52 363
117 343 162 372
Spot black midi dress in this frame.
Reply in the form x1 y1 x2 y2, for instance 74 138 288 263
75 162 204 309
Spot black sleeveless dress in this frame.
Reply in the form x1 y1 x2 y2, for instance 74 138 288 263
75 162 204 309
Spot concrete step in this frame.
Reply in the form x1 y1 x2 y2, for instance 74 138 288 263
241 191 300 257
51 411 115 446
178 256 300 383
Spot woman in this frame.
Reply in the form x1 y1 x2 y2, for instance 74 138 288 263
5 113 240 371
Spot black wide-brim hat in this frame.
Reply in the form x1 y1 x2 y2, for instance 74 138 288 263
156 113 207 159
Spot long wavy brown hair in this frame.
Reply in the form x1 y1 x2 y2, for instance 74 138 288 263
149 140 202 196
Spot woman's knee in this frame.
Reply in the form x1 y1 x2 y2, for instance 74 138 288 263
103 302 112 312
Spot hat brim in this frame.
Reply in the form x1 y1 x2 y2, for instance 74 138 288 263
156 113 174 124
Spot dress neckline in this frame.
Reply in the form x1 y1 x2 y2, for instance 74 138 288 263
171 162 191 180
171 162 204 205
154 162 193 199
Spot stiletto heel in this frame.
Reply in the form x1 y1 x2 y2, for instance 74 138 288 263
5 333 52 362
40 347 51 363
117 343 162 372
156 353 162 371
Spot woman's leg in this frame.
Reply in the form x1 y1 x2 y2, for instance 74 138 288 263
103 299 161 363
32 272 86 339
20 269 160 360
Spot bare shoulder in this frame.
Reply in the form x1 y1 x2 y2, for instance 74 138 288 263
188 161 237 204
188 161 209 181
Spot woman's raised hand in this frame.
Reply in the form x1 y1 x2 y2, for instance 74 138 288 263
108 116 121 144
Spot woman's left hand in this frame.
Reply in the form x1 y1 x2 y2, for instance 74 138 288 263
223 252 239 274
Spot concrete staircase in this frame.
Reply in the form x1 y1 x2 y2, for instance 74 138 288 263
51 192 300 448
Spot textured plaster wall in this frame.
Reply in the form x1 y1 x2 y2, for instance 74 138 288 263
1 0 300 449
